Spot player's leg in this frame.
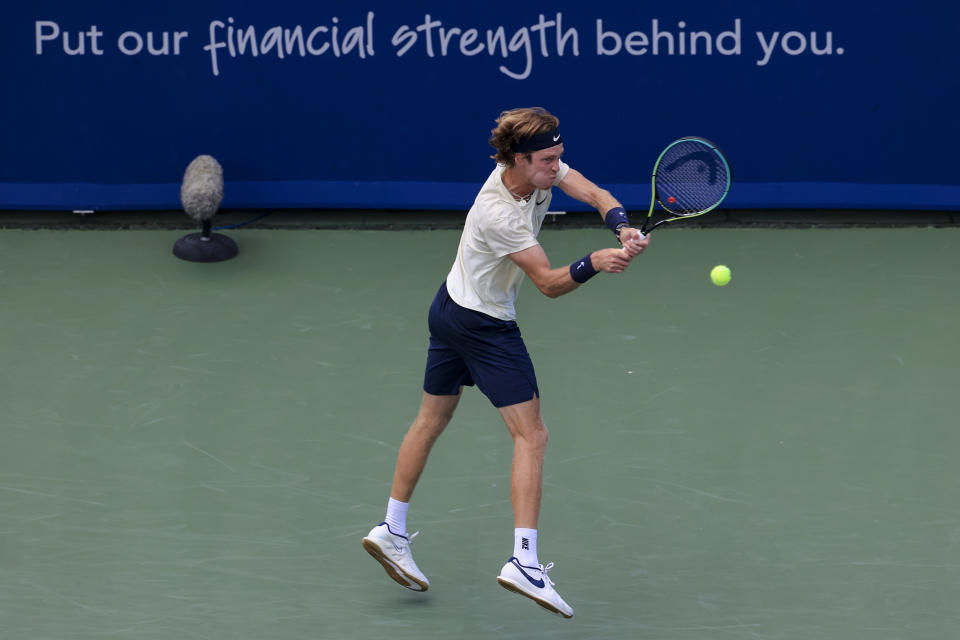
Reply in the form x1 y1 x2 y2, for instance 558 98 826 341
362 392 460 592
495 397 574 618
363 282 470 592
448 308 573 616
391 390 462 502
498 396 547 530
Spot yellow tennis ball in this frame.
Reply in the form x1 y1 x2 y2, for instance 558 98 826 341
710 265 731 286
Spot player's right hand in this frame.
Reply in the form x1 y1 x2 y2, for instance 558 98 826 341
619 228 649 257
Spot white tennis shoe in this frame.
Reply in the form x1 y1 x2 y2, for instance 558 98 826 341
361 522 429 591
497 557 574 618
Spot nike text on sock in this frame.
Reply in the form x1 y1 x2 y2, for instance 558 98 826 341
513 527 538 566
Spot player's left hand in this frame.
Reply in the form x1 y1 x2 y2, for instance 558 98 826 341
591 248 633 273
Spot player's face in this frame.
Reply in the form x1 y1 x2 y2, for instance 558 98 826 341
520 144 563 190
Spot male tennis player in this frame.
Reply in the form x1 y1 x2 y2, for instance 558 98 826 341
362 107 649 618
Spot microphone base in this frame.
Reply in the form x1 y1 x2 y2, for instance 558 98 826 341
173 232 239 262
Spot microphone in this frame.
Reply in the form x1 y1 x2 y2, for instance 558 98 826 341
181 154 224 230
173 155 238 262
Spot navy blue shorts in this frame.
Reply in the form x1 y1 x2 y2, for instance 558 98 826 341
423 282 539 408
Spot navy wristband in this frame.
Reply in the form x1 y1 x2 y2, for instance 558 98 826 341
604 206 629 239
570 253 598 283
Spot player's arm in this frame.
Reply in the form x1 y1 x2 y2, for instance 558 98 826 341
557 168 648 254
509 243 632 299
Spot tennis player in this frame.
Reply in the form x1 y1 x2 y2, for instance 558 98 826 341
362 107 649 618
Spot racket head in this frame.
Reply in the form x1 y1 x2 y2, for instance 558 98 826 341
642 137 731 233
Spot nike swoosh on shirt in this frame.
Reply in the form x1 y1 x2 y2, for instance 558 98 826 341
535 196 547 205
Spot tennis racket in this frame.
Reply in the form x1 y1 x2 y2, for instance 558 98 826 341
638 137 731 236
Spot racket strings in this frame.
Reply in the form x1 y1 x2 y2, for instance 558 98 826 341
655 140 729 215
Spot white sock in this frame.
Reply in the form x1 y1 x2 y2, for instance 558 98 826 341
513 528 539 567
385 498 409 537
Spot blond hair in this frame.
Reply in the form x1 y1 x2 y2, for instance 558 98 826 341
488 107 560 166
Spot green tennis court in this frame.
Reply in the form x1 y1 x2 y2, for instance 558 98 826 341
1 225 957 639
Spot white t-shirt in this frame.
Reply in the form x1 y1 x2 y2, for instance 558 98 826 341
445 160 571 321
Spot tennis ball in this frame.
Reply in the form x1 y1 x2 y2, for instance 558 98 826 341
710 265 731 286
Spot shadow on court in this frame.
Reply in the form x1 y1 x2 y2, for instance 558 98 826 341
0 227 957 639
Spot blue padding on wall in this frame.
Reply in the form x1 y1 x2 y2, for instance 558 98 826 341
2 181 958 212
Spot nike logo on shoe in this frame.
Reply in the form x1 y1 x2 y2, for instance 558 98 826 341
511 558 545 588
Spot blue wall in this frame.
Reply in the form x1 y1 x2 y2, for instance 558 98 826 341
2 2 958 211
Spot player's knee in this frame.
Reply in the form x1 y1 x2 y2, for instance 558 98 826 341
525 420 549 451
411 411 453 443
418 413 449 435
428 406 456 427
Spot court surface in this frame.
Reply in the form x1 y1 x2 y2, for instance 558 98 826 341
1 226 958 639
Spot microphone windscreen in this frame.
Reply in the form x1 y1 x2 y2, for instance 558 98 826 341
181 155 224 221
